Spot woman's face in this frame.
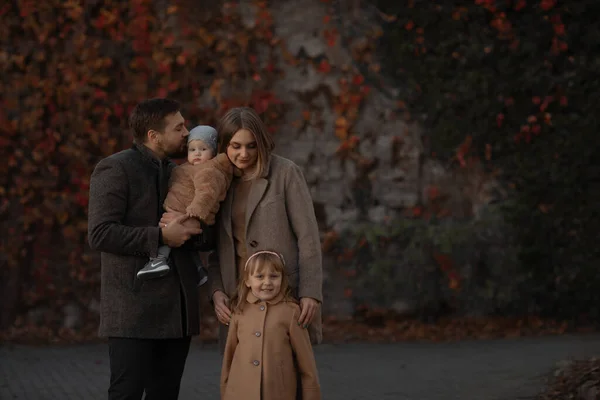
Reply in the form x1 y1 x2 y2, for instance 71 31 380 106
226 129 258 173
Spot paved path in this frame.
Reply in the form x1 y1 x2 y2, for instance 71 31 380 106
1 334 599 400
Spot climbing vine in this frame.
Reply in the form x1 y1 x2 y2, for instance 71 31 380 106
0 0 287 333
1 0 598 340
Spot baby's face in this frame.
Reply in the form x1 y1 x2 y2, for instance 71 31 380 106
187 140 214 165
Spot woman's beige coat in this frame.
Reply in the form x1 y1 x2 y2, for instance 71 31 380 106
220 292 321 400
208 154 323 344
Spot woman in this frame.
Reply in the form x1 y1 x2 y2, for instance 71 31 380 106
210 107 323 347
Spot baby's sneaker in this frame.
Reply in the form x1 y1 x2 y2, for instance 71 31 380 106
137 258 170 280
197 266 208 287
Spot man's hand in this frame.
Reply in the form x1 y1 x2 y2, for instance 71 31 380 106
213 290 232 325
160 209 202 230
161 214 202 248
298 297 320 328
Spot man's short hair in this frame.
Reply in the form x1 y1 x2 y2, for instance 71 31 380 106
129 98 181 143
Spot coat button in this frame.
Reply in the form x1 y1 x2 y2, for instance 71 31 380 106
249 240 258 247
259 305 265 311
255 331 261 337
253 360 260 366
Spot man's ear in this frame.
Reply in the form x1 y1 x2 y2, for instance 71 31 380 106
147 129 158 143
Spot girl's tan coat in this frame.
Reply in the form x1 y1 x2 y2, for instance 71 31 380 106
221 292 321 400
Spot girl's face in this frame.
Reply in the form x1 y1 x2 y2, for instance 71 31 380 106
245 263 282 302
226 129 258 174
187 139 213 165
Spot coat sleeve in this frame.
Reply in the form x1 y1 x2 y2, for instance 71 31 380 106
186 161 232 225
220 314 239 399
284 163 323 302
208 247 225 299
87 157 160 257
289 306 322 400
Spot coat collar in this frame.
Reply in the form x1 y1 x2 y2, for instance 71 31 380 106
259 154 272 178
244 154 273 229
245 177 267 230
221 154 274 239
132 142 172 168
246 290 285 305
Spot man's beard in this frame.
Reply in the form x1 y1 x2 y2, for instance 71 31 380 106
166 142 187 159
169 147 187 159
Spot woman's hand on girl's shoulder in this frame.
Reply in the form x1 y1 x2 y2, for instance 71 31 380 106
298 297 320 328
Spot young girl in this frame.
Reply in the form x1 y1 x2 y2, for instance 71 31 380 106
220 251 322 400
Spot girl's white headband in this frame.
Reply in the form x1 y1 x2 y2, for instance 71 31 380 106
244 251 285 271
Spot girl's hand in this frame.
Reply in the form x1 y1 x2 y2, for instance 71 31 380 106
298 297 319 328
213 290 232 325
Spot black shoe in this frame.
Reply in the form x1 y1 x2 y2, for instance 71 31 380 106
137 258 170 280
197 266 208 287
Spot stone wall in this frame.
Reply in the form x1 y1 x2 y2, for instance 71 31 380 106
182 0 505 318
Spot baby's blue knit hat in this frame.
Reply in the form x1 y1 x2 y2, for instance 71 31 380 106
188 125 218 154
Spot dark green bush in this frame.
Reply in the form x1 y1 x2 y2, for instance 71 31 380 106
366 0 600 320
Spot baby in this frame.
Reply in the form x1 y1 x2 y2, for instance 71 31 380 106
137 125 233 284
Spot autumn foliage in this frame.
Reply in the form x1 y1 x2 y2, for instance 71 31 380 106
0 0 380 341
0 0 286 331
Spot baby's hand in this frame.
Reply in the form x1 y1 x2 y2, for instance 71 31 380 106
185 209 198 219
181 216 202 231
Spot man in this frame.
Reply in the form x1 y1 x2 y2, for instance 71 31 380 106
88 98 203 399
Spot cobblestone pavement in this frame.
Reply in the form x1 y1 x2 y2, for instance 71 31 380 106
2 334 600 400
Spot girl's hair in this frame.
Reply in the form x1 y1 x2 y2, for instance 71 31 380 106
231 250 294 313
217 107 275 180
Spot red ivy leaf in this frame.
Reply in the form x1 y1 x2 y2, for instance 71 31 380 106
317 59 331 73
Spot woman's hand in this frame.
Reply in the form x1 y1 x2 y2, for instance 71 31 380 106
213 290 232 325
298 297 320 328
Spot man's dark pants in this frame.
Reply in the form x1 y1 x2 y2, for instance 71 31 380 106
108 336 191 400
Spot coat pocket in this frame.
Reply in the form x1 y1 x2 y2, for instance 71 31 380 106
131 258 143 292
130 257 151 292
278 358 299 400
222 384 235 400
108 255 144 292
278 360 295 400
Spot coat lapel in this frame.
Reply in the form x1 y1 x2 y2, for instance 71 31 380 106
245 177 268 233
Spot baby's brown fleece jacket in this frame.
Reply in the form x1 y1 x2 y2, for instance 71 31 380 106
163 153 234 225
